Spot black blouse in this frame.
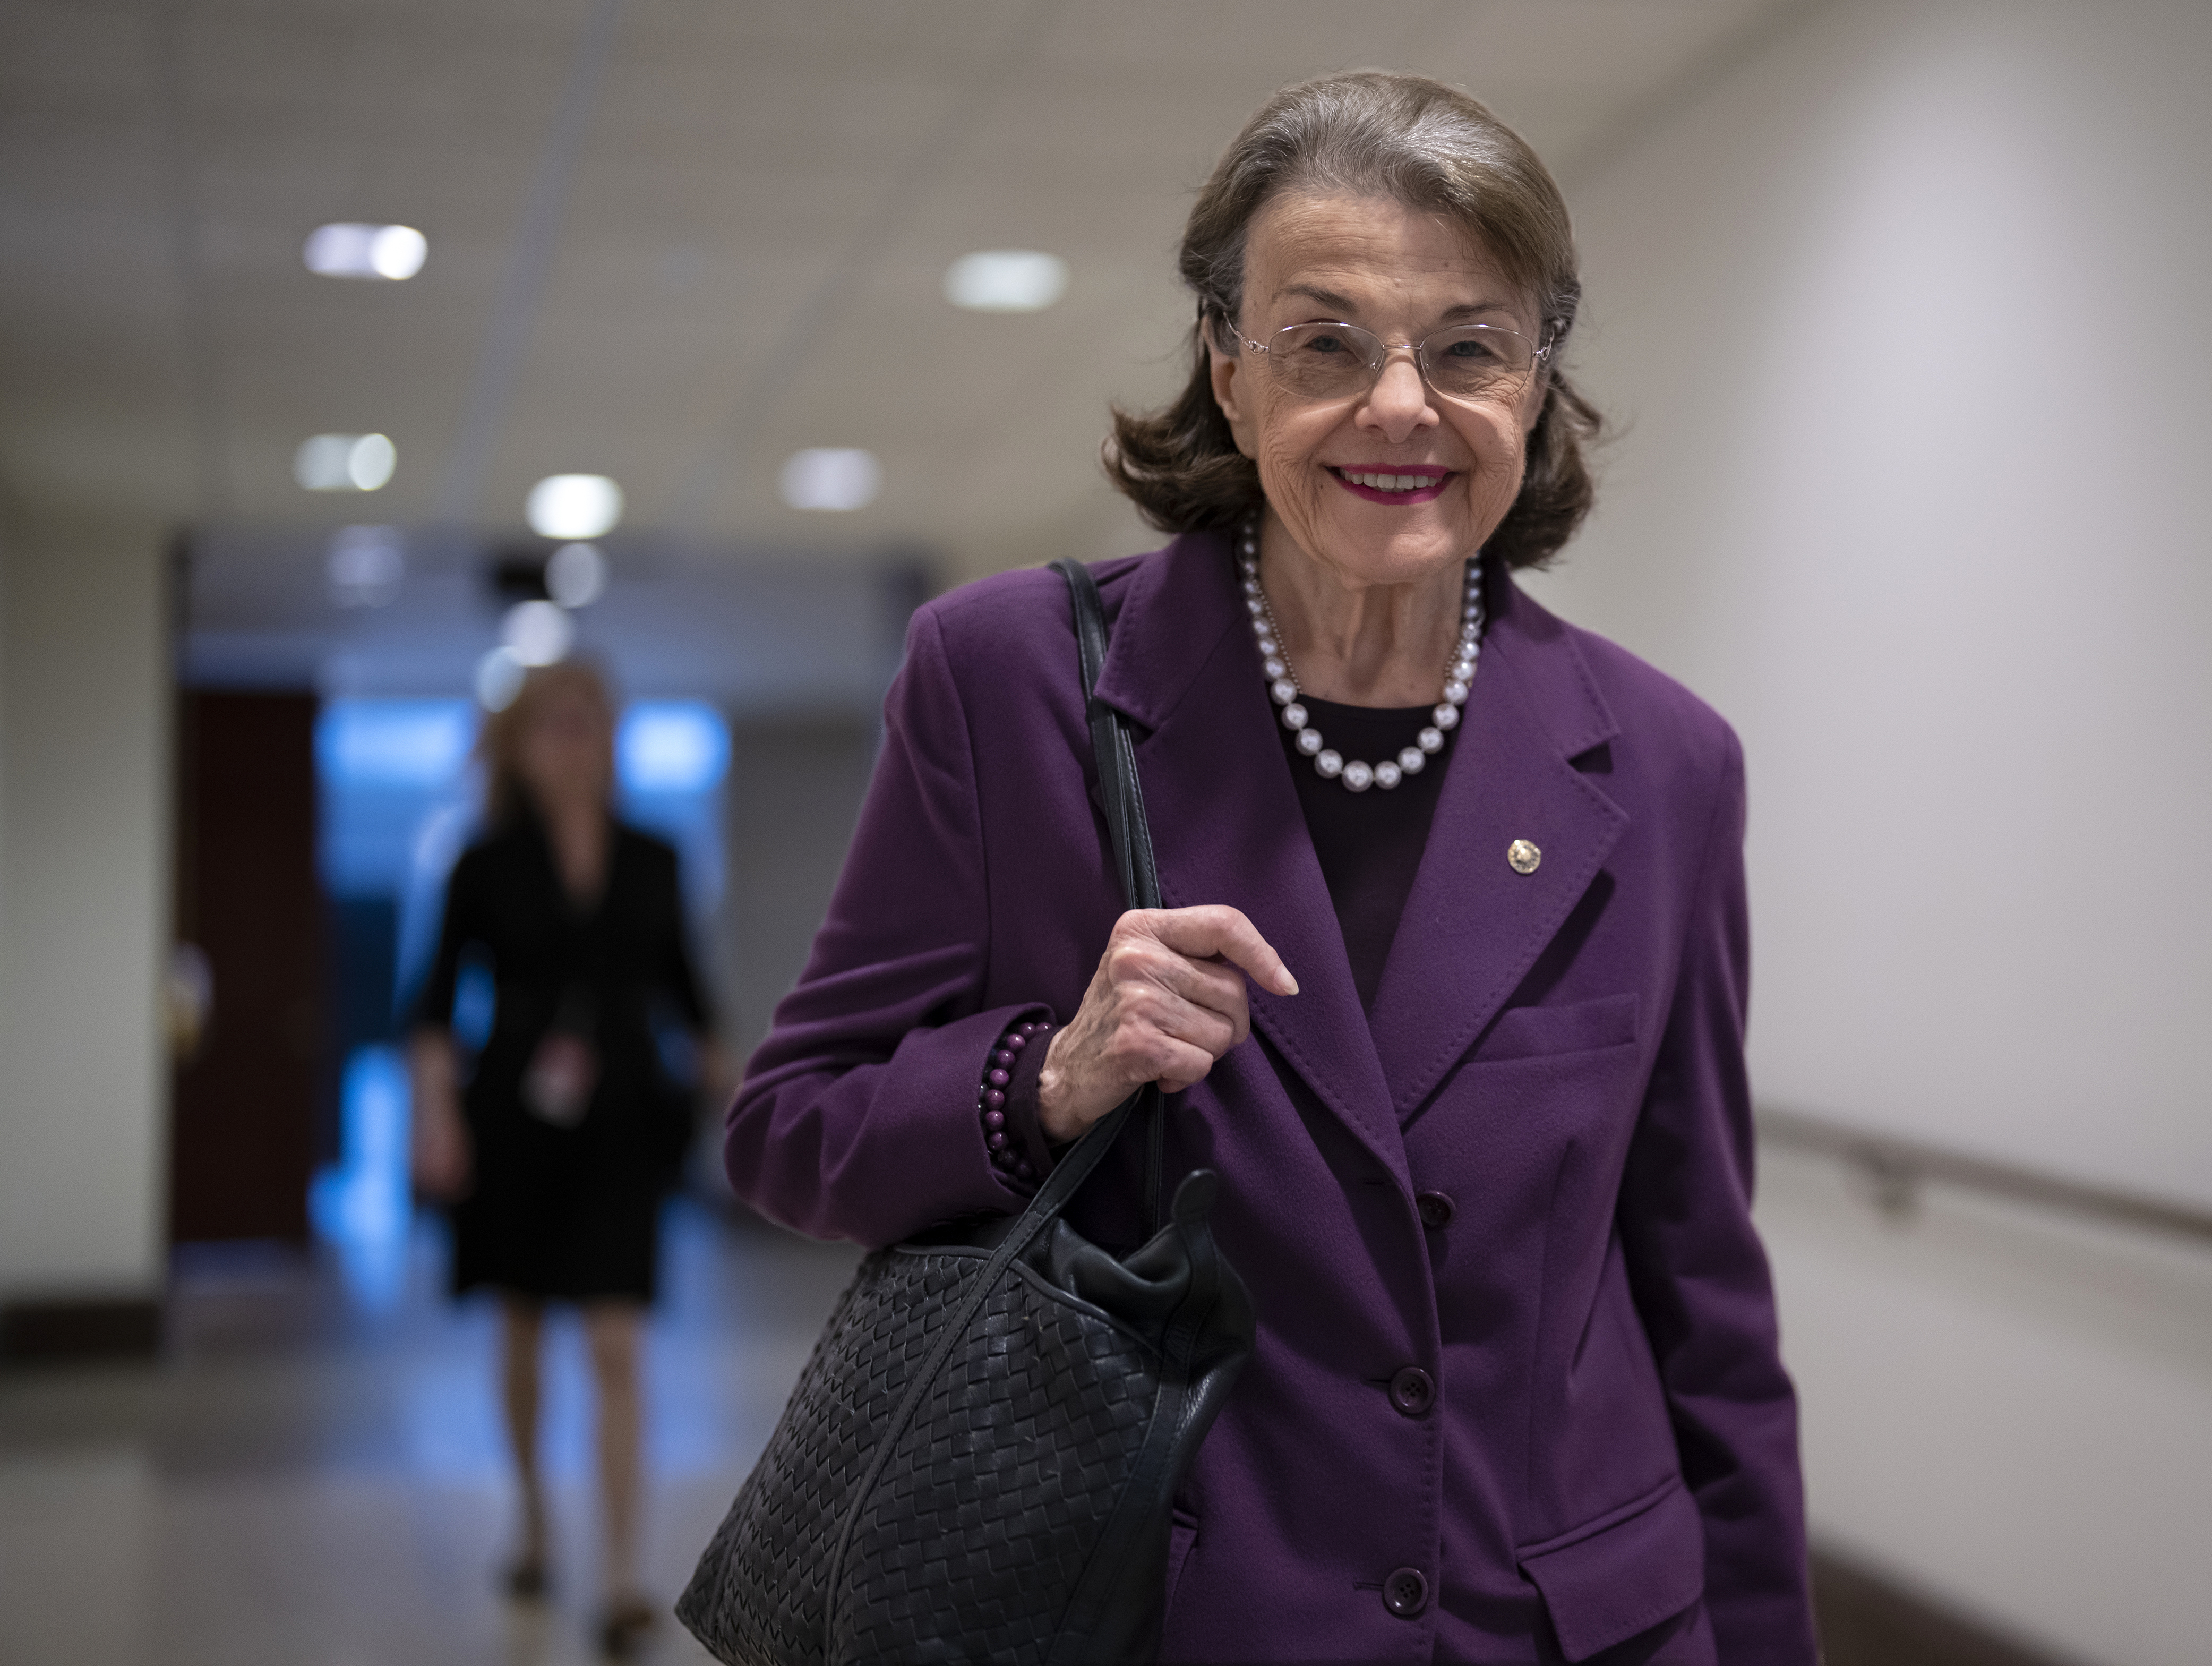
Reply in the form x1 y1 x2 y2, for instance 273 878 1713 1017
1274 694 1448 1012
412 816 714 1122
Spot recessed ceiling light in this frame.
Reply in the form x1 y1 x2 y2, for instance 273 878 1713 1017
304 223 428 281
944 250 1069 312
296 433 396 491
501 599 574 667
544 542 608 609
527 474 623 540
327 525 405 608
780 448 881 512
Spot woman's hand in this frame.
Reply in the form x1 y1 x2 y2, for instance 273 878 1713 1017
1036 905 1298 1142
408 1030 474 1201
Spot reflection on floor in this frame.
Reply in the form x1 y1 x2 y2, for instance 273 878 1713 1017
0 1198 862 1665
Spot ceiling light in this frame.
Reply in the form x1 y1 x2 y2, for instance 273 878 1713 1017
296 433 397 491
501 599 573 667
327 525 405 608
303 223 428 281
475 647 526 711
780 448 881 512
544 542 608 609
527 474 623 540
944 250 1069 312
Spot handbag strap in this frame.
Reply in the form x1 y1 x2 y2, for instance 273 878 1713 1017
1052 557 1167 1234
818 562 1168 1652
1054 558 1161 913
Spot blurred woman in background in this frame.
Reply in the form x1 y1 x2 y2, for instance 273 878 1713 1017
410 660 718 1660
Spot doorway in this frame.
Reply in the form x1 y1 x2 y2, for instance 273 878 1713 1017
168 690 323 1244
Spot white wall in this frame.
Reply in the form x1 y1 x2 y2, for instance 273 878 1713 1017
1525 2 2212 1659
0 518 171 1304
718 715 878 1065
1755 1149 2212 1664
1532 0 2212 1214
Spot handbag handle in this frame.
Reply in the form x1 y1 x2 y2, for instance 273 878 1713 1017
882 559 1161 1254
817 563 1174 1651
1054 558 1161 913
1052 558 1168 1233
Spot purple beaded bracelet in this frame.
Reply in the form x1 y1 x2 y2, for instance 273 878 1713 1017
979 1021 1049 1181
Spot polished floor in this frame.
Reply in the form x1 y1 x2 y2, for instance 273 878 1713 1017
0 1198 862 1665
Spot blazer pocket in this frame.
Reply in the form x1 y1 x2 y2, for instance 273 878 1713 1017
1477 992 1640 1064
1516 1476 1704 1662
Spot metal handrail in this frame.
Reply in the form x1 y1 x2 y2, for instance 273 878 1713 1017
1755 1106 2212 1251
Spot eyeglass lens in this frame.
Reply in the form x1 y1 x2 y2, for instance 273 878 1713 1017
1262 322 1536 404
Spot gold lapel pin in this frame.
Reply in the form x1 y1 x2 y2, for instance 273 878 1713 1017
1507 839 1541 875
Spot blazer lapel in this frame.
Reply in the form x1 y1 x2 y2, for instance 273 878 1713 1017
1367 571 1629 1120
1092 533 1407 1182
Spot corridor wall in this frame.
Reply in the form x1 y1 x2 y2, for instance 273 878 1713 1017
0 515 170 1326
1526 1 2212 1659
717 714 878 1067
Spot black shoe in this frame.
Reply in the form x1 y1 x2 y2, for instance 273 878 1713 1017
597 1597 658 1659
502 1558 550 1602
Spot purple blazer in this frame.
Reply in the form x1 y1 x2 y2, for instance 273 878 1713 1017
728 531 1816 1664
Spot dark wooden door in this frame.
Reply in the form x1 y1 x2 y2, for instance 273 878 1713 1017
169 691 323 1243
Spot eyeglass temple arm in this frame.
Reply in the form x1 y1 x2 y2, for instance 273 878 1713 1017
1200 303 1266 356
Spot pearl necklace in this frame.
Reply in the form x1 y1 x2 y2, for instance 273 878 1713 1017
1238 517 1484 793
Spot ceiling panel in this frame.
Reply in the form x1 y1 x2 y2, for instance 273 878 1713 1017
0 0 1812 611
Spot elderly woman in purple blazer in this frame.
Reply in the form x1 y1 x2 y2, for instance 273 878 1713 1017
728 71 1816 1665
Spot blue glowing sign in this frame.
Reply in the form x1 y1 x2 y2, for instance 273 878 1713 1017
618 702 729 794
318 699 476 788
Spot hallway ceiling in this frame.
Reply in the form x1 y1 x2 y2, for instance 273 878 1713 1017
0 0 1805 594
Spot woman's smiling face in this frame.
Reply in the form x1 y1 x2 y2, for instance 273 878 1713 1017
1208 191 1546 589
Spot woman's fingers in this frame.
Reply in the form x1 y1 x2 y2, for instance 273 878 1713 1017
1138 905 1299 998
1153 961 1250 1051
1125 980 1242 1062
1101 904 1296 1063
1107 1024 1221 1095
1106 939 1249 1043
1150 1035 1223 1096
1041 904 1299 1139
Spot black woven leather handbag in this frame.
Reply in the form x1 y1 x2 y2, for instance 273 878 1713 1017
677 559 1256 1666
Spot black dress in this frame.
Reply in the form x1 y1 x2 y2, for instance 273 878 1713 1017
414 815 714 1303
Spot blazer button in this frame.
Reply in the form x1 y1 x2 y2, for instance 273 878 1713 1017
1416 1190 1455 1228
1383 1566 1429 1618
1388 1365 1435 1416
